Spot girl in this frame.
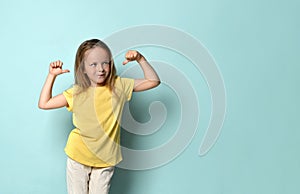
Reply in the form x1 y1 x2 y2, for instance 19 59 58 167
38 39 160 194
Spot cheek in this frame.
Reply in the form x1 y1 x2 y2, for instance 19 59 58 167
105 66 111 73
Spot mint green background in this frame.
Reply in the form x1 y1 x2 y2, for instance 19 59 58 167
0 0 299 193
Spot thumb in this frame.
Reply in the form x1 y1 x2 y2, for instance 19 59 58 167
62 69 70 73
122 60 129 65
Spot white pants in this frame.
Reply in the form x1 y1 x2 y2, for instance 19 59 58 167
66 158 115 194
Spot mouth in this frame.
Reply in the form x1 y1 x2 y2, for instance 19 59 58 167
97 74 106 78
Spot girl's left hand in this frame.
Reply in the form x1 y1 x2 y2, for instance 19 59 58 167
122 50 144 65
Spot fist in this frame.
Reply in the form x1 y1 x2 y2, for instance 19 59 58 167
122 50 144 65
49 60 70 76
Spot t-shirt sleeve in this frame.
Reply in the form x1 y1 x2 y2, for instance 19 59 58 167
120 77 134 101
63 87 74 112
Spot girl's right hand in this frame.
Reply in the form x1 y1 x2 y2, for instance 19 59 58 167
49 60 70 76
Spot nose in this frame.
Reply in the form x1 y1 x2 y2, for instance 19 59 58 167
96 64 104 72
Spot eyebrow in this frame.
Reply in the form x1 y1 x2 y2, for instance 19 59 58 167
89 60 110 65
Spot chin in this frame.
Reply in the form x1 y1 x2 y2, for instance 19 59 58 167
97 79 107 86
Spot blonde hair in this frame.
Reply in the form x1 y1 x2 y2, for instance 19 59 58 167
74 39 116 93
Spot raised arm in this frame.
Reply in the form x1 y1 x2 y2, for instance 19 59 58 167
38 60 70 110
123 50 160 92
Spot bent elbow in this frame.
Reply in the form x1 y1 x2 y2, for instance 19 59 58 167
154 80 160 87
149 80 160 89
38 104 45 110
38 103 48 110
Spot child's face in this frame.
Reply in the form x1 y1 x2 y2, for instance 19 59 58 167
84 46 111 87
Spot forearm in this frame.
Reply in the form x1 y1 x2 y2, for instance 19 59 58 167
38 73 56 109
137 56 160 82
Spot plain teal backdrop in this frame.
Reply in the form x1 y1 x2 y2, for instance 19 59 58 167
0 0 299 193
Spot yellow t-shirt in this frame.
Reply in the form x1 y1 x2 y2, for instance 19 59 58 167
63 77 134 167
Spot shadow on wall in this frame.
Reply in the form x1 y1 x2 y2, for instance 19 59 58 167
110 167 153 194
46 108 74 158
110 168 132 194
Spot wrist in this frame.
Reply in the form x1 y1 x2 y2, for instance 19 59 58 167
48 73 57 79
137 55 146 64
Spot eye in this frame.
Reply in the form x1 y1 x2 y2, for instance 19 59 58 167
89 63 97 67
102 61 110 67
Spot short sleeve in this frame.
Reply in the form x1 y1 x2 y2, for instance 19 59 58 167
63 87 74 112
119 77 134 101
